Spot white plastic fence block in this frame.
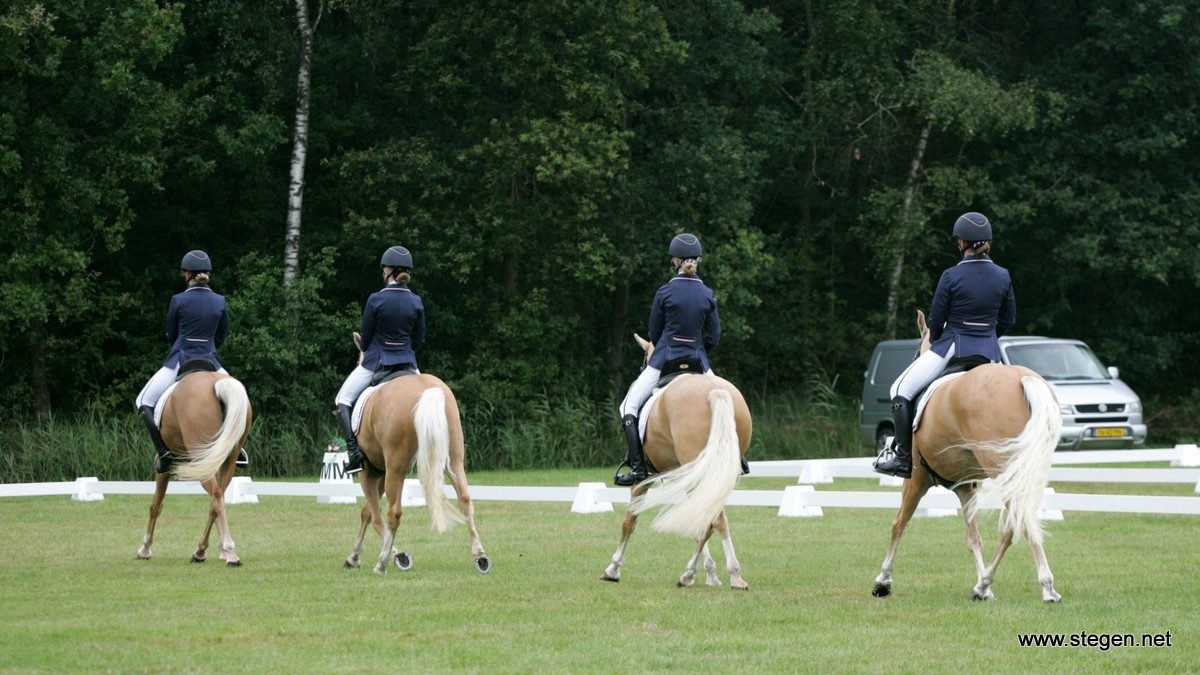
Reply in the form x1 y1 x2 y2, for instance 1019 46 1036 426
72 477 104 502
915 486 958 518
317 450 358 504
224 476 258 504
878 474 905 487
401 478 426 507
797 460 834 484
1038 487 1064 521
1171 444 1200 467
778 485 823 517
570 482 614 514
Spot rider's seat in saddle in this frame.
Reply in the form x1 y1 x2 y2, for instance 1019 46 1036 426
912 354 990 404
176 358 218 381
654 356 703 390
369 363 417 387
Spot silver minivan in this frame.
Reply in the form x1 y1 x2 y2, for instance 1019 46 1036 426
859 336 1147 452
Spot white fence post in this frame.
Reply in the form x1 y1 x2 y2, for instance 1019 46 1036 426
1171 443 1200 467
915 486 958 518
317 450 357 504
71 477 103 502
224 476 258 505
778 485 823 517
570 482 614 514
1038 487 1064 521
401 478 426 507
797 460 834 485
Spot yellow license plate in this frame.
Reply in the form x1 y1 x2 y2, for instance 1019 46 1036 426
1094 427 1127 438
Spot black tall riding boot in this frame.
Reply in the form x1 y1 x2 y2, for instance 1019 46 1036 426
613 414 648 487
138 405 174 474
873 396 914 478
336 404 365 475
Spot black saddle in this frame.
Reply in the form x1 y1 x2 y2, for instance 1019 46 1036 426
176 358 218 381
656 357 702 388
913 355 990 403
370 364 417 387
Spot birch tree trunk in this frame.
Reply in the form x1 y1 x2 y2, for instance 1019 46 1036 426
283 0 314 291
883 118 932 340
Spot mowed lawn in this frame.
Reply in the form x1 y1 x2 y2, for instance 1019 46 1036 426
0 468 1196 672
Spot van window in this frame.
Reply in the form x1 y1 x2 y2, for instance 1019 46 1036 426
1006 343 1109 380
871 348 913 386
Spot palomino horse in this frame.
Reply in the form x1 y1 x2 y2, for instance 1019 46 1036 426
135 370 253 566
343 333 488 575
601 334 752 589
872 310 1063 602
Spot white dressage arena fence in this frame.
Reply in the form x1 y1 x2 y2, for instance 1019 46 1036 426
3 444 1197 521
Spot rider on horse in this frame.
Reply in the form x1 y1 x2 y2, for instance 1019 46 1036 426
874 212 1017 478
135 250 240 473
613 233 721 487
335 246 425 475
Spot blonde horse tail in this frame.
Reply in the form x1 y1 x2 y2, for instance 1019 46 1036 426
970 375 1061 544
175 378 250 483
634 388 742 540
413 387 465 533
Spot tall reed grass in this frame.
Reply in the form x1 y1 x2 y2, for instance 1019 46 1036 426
1 381 867 482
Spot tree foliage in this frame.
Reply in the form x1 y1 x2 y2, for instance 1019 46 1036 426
2 0 1198 448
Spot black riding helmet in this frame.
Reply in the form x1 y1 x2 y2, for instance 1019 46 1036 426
180 250 212 273
952 212 992 243
668 233 702 259
380 246 413 270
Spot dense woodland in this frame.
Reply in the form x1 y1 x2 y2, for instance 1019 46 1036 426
3 1 1199 472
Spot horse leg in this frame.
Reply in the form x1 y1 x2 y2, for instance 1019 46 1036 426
601 485 649 582
873 470 931 597
678 523 717 588
955 484 988 599
1028 530 1061 603
136 473 170 560
447 456 489 573
713 510 748 590
702 543 721 587
347 472 382 569
208 465 241 566
975 526 1015 601
374 468 405 574
345 501 372 570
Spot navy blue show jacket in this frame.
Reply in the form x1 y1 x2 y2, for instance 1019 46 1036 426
359 283 425 370
927 254 1016 363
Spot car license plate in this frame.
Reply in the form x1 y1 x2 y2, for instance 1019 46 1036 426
1093 427 1127 438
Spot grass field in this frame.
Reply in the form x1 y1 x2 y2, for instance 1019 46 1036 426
1 468 1196 672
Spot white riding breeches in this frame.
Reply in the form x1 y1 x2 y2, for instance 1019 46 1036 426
619 366 715 418
335 365 421 407
891 344 956 401
135 364 228 409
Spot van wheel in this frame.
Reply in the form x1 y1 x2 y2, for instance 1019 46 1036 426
875 426 893 454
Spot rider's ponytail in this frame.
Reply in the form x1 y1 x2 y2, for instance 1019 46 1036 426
970 241 992 255
188 271 210 286
679 259 698 276
395 270 411 284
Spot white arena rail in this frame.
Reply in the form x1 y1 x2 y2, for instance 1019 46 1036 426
4 475 1200 520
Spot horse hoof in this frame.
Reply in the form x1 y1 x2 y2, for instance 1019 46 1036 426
190 555 205 564
474 556 491 574
394 552 413 571
1044 593 1062 604
600 574 619 583
971 592 994 602
872 583 892 598
343 560 359 570
677 580 694 588
225 559 242 568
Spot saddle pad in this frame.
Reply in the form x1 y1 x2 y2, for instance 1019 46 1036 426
153 382 182 428
637 373 698 442
351 384 382 435
912 371 968 432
